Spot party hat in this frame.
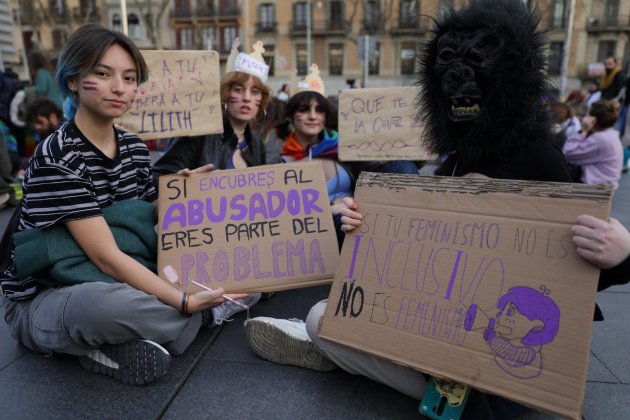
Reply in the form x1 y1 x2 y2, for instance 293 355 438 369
225 37 270 83
290 63 326 97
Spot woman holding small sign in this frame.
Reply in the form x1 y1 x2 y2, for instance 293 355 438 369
152 38 270 183
0 24 252 386
278 65 418 248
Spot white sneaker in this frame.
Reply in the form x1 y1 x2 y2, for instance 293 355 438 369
245 316 337 371
211 292 262 327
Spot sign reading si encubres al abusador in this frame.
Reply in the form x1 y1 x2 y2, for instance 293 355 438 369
157 161 339 293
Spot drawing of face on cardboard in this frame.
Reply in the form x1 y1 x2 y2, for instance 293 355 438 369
465 286 560 379
494 301 544 341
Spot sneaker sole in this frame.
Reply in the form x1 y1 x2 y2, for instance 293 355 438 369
246 319 337 372
79 340 172 385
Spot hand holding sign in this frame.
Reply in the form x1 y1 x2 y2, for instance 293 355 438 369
177 163 215 176
337 197 363 233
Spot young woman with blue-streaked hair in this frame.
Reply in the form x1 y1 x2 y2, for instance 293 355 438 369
1 23 250 386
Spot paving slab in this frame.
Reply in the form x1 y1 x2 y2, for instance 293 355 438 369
0 316 221 419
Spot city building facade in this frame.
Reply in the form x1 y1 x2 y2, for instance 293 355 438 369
5 0 630 97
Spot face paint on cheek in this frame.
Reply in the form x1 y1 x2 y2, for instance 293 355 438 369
82 80 99 91
254 99 261 107
228 95 240 104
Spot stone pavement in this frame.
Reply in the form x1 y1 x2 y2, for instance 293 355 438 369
0 172 628 419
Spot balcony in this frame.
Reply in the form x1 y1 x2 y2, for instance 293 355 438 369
543 16 566 31
49 9 68 24
256 21 277 34
290 19 350 35
193 4 215 18
586 15 630 32
72 6 100 22
19 3 37 25
391 16 422 34
170 9 194 20
170 6 238 21
217 6 240 19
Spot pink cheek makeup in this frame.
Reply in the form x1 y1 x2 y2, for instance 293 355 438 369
82 80 99 91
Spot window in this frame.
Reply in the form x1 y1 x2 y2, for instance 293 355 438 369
329 1 344 30
260 3 275 30
439 0 453 16
548 41 563 75
221 27 237 53
364 0 379 29
49 0 64 17
128 13 141 39
400 0 418 28
263 45 275 76
369 42 380 75
329 43 343 75
175 0 191 16
22 31 34 52
597 41 616 63
112 14 121 32
400 41 417 75
219 0 238 15
177 28 194 50
294 2 309 30
79 0 95 16
604 0 619 25
52 29 67 50
552 0 565 28
296 44 308 75
201 27 215 50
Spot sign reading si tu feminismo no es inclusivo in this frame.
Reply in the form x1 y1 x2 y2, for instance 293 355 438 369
319 174 611 420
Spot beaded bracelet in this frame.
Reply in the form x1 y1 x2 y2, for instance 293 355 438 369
180 292 189 314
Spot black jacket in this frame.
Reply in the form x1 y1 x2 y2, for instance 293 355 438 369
152 119 266 189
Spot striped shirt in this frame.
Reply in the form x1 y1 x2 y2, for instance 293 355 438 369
1 120 156 300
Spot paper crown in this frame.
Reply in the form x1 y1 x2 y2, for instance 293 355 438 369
290 64 326 97
225 37 270 83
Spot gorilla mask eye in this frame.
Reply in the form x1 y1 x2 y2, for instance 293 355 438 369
468 50 485 66
438 48 456 63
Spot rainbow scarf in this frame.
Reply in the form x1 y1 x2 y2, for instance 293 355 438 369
281 130 339 160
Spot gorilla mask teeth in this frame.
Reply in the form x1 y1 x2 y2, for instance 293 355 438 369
450 102 481 120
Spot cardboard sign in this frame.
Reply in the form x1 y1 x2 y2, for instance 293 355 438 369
157 161 339 293
338 87 431 161
118 50 223 140
318 174 612 419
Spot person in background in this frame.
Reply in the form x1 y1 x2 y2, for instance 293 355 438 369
0 23 256 386
563 100 623 189
276 83 289 102
278 65 418 248
585 79 602 110
565 88 589 118
25 97 63 138
251 96 285 164
152 38 270 185
28 52 64 109
547 101 581 146
600 57 625 100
